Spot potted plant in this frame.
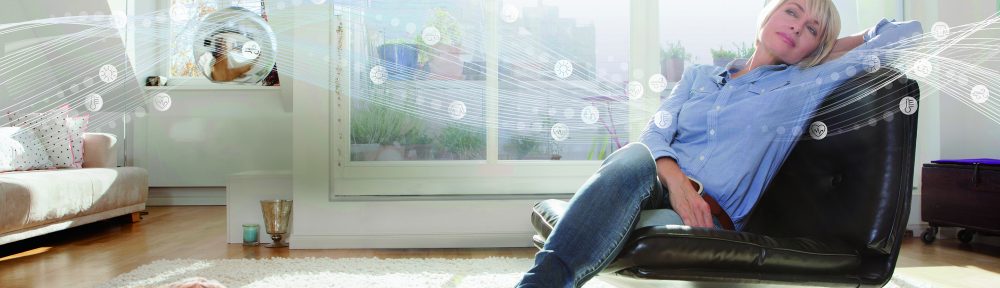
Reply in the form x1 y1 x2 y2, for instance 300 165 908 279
401 123 435 160
661 41 690 82
350 102 417 161
378 38 420 80
416 8 464 80
437 124 485 160
711 45 738 67
505 133 542 160
735 41 755 60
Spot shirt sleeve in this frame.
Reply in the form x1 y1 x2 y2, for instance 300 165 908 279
639 65 699 161
802 18 924 99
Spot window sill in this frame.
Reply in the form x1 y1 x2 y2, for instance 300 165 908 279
144 85 281 91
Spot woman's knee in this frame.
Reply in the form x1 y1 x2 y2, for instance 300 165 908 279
601 143 656 176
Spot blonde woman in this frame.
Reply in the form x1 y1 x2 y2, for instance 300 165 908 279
517 0 922 287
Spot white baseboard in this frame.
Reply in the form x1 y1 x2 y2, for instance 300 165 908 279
289 233 536 249
148 187 226 206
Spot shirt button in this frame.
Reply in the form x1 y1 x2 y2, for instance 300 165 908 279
699 155 706 161
715 106 721 111
709 129 716 135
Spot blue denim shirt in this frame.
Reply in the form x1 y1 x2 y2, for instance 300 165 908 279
640 18 923 231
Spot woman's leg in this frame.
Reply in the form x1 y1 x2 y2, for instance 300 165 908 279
516 143 664 288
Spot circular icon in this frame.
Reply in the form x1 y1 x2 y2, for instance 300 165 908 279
845 66 858 78
85 93 103 112
241 41 261 60
863 55 881 73
448 101 467 120
99 64 118 83
502 4 521 23
134 106 147 118
554 60 574 79
809 121 828 140
550 123 569 142
971 85 990 104
653 111 673 129
169 3 190 22
899 96 918 115
153 93 172 112
913 58 932 78
627 81 644 100
932 22 950 40
422 26 441 46
370 65 387 85
581 105 599 125
648 74 668 93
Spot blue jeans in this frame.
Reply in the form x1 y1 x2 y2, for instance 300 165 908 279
516 143 720 288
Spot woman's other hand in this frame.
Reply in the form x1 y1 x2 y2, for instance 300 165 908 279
656 157 713 228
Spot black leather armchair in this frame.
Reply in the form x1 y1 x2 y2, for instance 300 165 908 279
530 70 920 287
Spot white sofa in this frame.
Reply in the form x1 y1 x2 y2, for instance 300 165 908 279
0 133 148 245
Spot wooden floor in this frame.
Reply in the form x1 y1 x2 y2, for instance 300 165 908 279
1 206 998 288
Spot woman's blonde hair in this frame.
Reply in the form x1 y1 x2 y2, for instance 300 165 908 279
757 0 841 68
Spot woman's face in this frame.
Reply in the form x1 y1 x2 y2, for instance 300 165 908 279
759 0 825 65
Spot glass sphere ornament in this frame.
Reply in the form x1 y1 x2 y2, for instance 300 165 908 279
192 6 277 84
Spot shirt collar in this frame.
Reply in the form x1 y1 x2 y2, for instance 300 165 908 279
714 58 790 86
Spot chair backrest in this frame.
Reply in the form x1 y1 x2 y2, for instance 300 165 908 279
741 69 919 285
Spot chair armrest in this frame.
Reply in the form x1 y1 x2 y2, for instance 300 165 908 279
82 133 118 168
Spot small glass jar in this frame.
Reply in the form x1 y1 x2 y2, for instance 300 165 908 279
242 224 259 246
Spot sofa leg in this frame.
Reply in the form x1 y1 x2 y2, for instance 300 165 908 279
130 212 142 223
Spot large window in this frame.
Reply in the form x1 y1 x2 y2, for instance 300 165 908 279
347 0 630 163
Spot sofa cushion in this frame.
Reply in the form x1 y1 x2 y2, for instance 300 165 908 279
531 198 860 276
0 127 53 172
0 167 148 235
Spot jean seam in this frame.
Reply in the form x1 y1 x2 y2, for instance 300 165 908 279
572 178 652 287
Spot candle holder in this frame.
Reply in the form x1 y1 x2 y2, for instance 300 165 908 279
260 199 292 248
242 224 259 246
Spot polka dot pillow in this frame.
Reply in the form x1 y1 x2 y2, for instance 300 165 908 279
0 127 54 172
66 115 90 168
7 106 75 168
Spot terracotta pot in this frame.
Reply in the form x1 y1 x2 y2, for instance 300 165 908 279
661 58 684 82
427 44 464 80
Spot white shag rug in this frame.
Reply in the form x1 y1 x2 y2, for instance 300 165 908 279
97 257 939 288
96 257 617 288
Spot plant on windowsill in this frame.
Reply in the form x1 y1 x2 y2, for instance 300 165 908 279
735 41 755 60
401 123 435 160
350 102 417 161
378 37 420 81
437 123 484 160
661 40 690 82
415 8 464 80
711 45 738 68
505 133 542 160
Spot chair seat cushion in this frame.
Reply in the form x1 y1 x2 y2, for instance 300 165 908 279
531 199 861 278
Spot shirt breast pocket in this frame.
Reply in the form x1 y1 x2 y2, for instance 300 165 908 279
748 80 792 96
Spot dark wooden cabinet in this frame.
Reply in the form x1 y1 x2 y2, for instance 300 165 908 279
920 163 1000 243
